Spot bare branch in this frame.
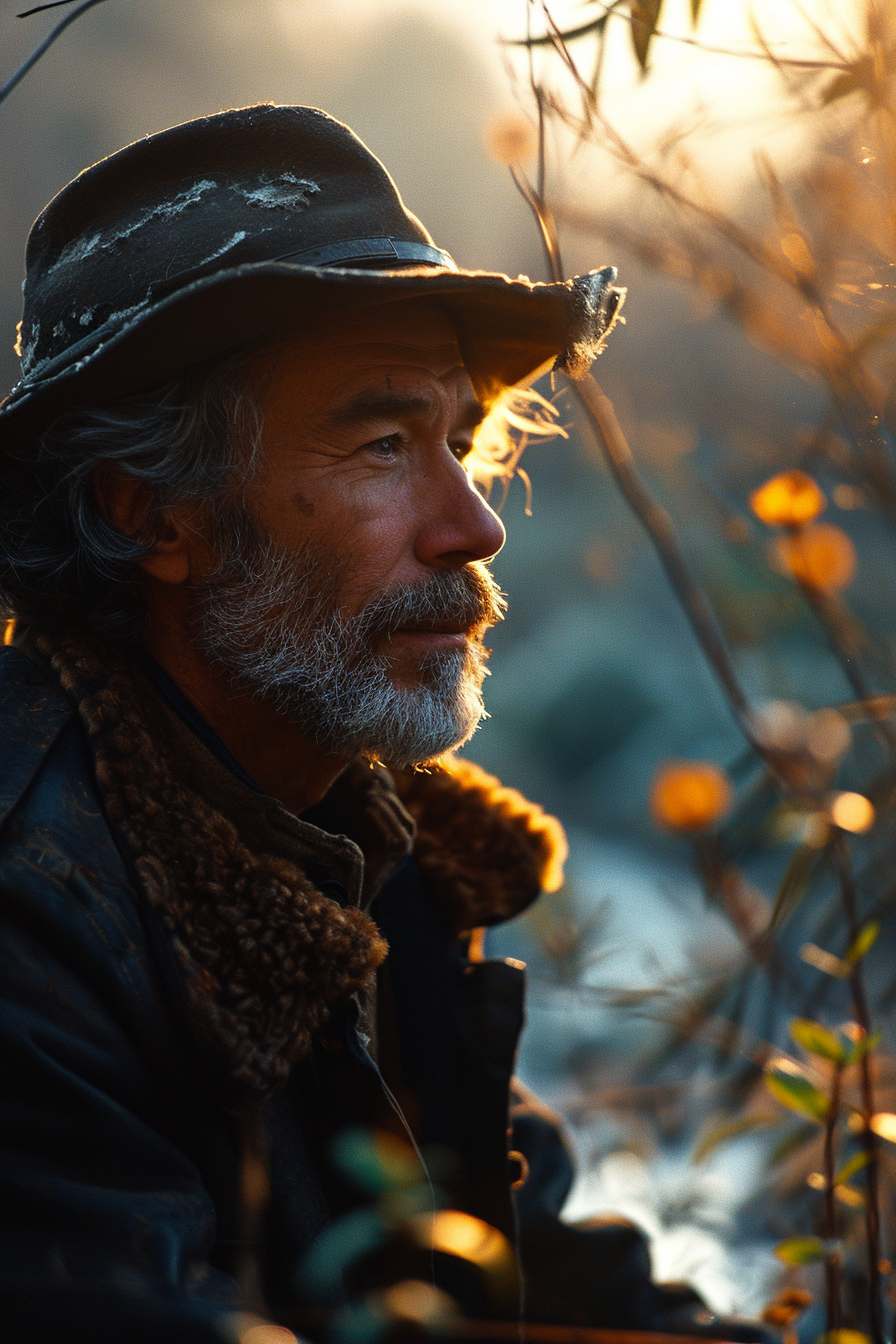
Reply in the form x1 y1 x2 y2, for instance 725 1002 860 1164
569 372 760 744
1 0 108 109
505 1 850 73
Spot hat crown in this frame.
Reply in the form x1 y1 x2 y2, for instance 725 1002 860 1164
19 103 434 379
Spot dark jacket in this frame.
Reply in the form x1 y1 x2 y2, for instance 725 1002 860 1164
0 634 563 1342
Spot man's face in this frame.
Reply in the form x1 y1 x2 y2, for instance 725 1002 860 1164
191 298 508 767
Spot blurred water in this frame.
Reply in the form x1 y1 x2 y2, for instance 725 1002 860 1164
488 825 778 1316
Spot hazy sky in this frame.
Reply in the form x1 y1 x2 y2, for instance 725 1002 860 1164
0 0 862 403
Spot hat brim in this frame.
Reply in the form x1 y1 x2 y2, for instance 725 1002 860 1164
0 261 587 450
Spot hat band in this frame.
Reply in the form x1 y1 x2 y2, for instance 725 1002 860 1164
273 236 457 270
7 237 461 401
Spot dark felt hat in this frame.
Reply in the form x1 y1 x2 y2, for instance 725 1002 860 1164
0 103 624 449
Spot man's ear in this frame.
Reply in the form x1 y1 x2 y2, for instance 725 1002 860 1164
95 467 196 586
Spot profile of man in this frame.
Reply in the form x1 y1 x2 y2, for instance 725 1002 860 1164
0 104 633 1341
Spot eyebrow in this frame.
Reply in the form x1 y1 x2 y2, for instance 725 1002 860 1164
325 390 487 432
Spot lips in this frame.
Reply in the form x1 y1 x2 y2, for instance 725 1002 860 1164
386 626 472 650
391 623 471 636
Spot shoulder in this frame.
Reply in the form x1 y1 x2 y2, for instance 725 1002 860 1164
0 643 113 885
391 755 567 934
0 643 169 1040
0 643 79 829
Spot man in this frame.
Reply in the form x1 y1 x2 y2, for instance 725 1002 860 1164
0 104 761 1344
0 102 627 1342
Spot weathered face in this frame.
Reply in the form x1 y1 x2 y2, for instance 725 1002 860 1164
192 297 508 766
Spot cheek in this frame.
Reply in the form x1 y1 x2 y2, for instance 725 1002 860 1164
291 489 316 519
249 469 425 598
325 496 428 609
321 475 422 554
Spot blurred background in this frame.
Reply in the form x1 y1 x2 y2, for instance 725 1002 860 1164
3 0 892 1324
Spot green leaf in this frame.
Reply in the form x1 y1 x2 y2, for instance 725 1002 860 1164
765 1069 830 1122
818 57 872 108
769 844 820 934
836 1150 871 1184
845 922 879 967
693 1114 778 1163
775 1235 826 1265
330 1128 422 1196
834 1182 865 1209
845 1031 881 1066
299 1208 385 1295
820 70 862 106
630 0 662 71
790 1018 847 1063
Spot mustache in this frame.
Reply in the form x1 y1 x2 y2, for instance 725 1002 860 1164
352 564 507 643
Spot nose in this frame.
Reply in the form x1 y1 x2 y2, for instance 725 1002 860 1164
415 454 506 569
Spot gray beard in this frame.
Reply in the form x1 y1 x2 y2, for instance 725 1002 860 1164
192 511 506 768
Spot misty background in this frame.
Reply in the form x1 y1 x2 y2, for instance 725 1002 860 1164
2 0 874 1316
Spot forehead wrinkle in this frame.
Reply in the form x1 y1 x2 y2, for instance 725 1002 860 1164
324 390 439 430
323 384 485 433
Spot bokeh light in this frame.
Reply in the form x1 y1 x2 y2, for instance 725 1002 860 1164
650 761 733 832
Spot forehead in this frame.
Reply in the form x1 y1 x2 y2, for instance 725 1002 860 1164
251 298 471 407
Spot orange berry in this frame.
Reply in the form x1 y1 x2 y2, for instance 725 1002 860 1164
650 761 732 832
750 470 826 526
771 522 857 592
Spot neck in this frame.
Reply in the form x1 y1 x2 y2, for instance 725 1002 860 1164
139 605 350 815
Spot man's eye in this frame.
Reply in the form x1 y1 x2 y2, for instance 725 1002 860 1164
367 436 400 458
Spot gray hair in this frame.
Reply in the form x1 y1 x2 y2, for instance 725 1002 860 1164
0 352 264 639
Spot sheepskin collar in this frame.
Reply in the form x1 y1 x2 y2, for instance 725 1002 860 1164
35 630 566 1094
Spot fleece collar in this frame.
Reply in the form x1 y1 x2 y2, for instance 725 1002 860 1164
37 630 566 1094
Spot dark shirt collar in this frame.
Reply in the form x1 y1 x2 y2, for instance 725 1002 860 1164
126 641 415 908
129 642 263 793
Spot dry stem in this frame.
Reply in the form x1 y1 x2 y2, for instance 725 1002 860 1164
0 0 109 108
822 1061 842 1333
833 831 884 1344
569 372 760 749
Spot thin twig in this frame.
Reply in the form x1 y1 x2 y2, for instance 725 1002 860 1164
0 0 108 108
18 0 89 15
833 832 885 1344
569 373 766 751
797 580 896 760
506 134 770 758
506 2 851 72
822 1061 842 1333
505 99 758 746
788 0 853 65
514 19 565 284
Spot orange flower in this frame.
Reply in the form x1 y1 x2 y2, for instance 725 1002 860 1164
650 761 732 832
750 470 826 526
771 522 857 592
